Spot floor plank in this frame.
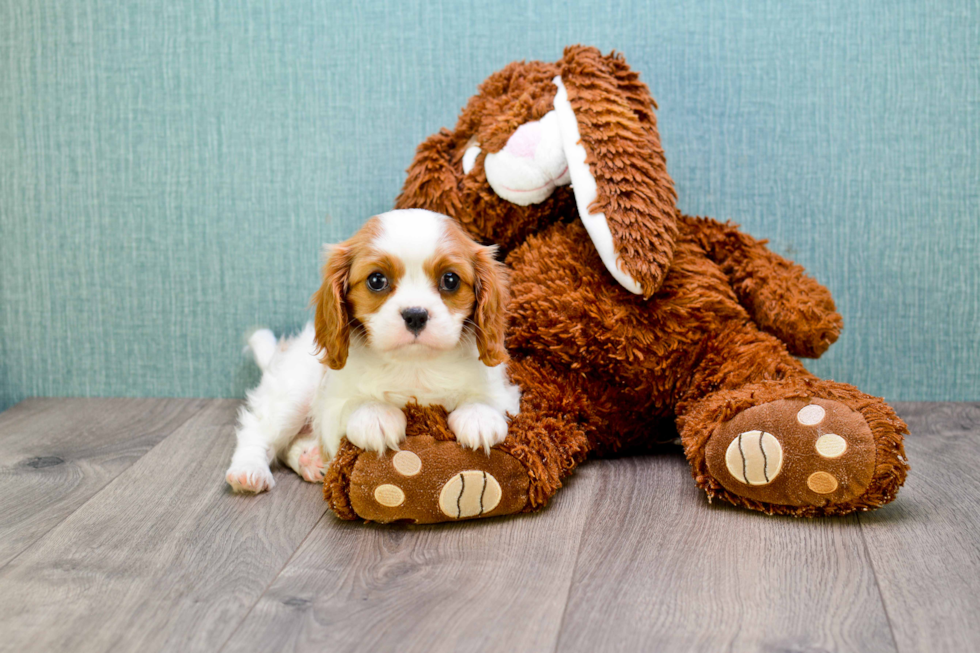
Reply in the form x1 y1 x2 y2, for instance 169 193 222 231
0 400 327 653
859 403 980 652
0 398 207 568
221 465 600 653
554 451 897 653
1 400 975 652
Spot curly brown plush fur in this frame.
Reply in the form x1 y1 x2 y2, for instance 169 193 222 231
323 46 908 522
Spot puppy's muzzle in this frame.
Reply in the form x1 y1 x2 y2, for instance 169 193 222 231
401 307 429 336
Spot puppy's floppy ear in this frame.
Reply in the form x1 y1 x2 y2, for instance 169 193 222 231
472 244 509 367
395 128 464 220
554 45 679 298
311 244 354 370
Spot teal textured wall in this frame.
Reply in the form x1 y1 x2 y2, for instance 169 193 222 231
1 0 978 412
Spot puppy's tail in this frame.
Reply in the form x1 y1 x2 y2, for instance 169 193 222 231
246 328 278 373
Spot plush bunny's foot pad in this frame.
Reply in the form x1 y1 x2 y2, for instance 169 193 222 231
343 436 529 524
705 398 877 508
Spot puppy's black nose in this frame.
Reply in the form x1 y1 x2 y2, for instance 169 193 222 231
401 307 428 336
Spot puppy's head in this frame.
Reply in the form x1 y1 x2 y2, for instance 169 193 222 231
312 209 509 370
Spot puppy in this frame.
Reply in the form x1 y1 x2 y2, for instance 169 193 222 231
225 209 520 492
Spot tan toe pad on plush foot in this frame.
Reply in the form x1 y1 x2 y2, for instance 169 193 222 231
348 436 528 524
706 398 876 507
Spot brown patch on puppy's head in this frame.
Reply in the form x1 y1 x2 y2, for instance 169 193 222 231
312 211 510 368
346 249 405 326
311 217 385 369
430 219 510 367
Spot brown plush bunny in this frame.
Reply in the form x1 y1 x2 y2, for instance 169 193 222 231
323 46 908 522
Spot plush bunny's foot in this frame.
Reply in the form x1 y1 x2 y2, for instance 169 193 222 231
326 435 529 524
705 398 877 507
683 380 909 516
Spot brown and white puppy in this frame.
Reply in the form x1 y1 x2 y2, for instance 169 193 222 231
226 209 519 493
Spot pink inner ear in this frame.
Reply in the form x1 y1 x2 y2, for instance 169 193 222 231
503 121 543 159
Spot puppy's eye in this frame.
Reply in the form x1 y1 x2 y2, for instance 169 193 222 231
366 272 388 292
440 272 460 292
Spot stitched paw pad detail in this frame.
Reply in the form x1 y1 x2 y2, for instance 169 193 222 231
706 398 876 507
345 436 528 524
724 430 783 486
438 470 503 519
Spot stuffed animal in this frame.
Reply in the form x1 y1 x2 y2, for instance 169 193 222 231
323 46 909 523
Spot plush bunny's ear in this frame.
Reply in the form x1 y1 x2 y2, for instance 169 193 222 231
553 46 678 298
395 128 463 219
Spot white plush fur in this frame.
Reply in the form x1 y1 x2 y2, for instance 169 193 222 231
483 110 570 206
478 80 641 295
226 210 521 493
552 77 642 295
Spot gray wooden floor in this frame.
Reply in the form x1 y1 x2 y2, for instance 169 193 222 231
0 400 977 653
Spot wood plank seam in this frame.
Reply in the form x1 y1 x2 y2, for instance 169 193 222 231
221 463 601 653
857 515 902 653
0 400 332 652
215 512 331 653
549 483 594 653
856 402 980 651
0 398 209 574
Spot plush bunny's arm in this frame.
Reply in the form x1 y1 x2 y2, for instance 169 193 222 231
685 215 843 358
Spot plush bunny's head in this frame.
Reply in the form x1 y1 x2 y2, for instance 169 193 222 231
395 46 679 298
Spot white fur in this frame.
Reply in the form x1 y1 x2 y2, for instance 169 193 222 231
226 209 521 493
552 77 642 295
312 324 520 459
226 323 326 492
247 328 278 372
361 210 467 356
480 79 641 295
483 110 570 206
448 402 510 455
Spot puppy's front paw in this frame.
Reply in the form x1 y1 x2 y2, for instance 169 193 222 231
346 402 407 453
448 403 509 454
226 460 276 493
